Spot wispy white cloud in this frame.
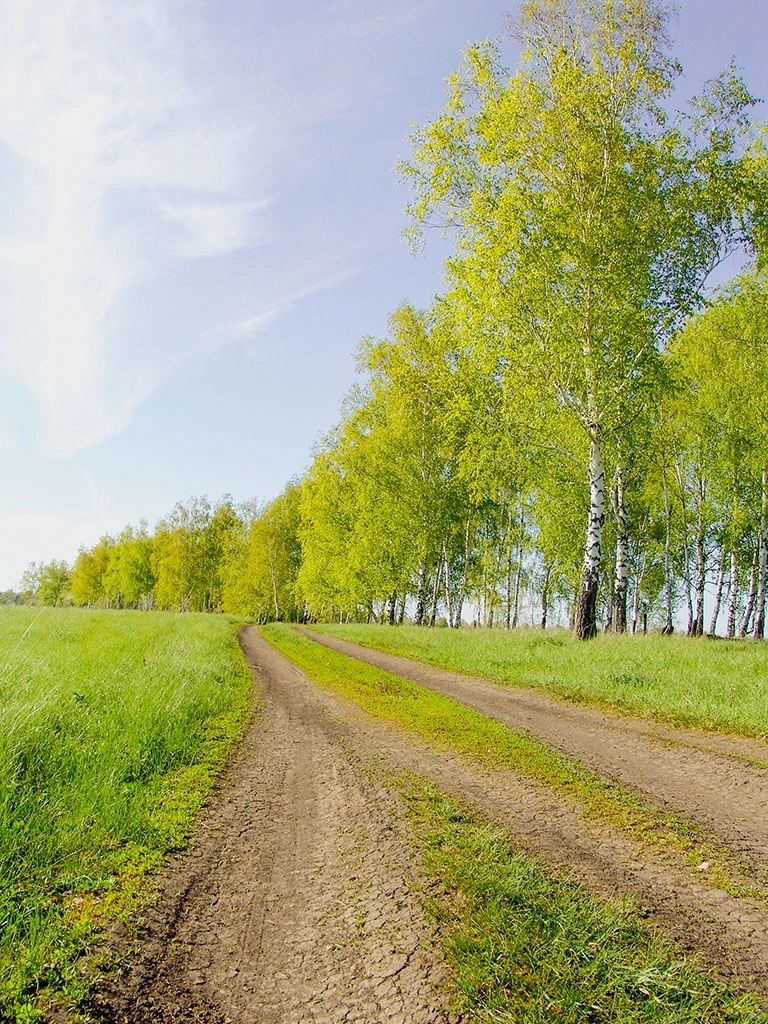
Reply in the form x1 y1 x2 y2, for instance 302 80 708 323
0 0 271 455
159 198 270 259
0 0 434 457
227 269 362 342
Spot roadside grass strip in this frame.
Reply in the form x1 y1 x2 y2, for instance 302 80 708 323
312 623 768 741
397 775 767 1024
263 624 760 899
0 608 254 1021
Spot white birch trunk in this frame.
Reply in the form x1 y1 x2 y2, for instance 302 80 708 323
726 546 739 638
692 475 707 637
512 508 524 629
453 514 472 628
443 543 453 629
631 551 646 635
754 466 768 639
414 557 427 626
429 559 442 627
708 547 726 637
660 461 674 634
611 464 629 633
740 541 759 638
575 437 605 640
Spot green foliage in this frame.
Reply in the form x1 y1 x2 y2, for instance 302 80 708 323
221 485 303 620
21 561 72 607
70 537 113 607
16 4 768 639
399 0 761 637
102 525 155 608
0 607 253 1019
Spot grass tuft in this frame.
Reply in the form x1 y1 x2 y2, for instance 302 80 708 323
399 775 768 1023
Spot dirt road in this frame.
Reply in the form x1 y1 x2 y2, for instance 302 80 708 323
92 627 768 1021
303 629 768 879
93 628 455 1023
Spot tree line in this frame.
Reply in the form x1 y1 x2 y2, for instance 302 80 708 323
15 0 768 638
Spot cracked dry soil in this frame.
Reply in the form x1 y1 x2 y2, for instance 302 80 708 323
91 628 456 1024
92 627 768 1022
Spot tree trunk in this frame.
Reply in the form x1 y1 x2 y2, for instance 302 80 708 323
574 437 606 640
505 504 514 629
726 546 739 638
443 543 453 629
541 562 552 629
740 541 759 638
631 552 646 635
429 561 443 627
661 460 674 634
675 458 695 635
611 464 629 633
708 547 726 637
414 557 427 626
387 592 397 626
754 466 768 640
512 508 524 629
692 475 707 637
453 514 472 628
726 473 740 639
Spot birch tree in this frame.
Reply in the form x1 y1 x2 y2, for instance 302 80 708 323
400 0 758 637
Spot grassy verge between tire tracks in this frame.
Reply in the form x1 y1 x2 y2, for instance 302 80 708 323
312 623 768 741
398 775 766 1023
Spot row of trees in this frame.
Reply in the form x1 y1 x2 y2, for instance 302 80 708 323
26 260 768 636
18 0 768 637
16 494 302 621
294 0 768 638
16 257 768 637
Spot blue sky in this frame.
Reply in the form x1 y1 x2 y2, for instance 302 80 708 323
0 0 766 589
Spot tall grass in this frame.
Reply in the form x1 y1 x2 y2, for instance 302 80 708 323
313 624 768 737
0 607 253 1019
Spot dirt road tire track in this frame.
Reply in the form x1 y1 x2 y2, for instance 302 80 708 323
92 627 768 1021
288 627 768 998
90 629 455 1024
303 628 768 878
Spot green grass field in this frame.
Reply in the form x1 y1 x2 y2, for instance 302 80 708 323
311 624 768 738
0 607 254 1021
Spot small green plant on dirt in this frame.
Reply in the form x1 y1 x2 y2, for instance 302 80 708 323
399 775 767 1024
311 623 768 739
0 607 254 1021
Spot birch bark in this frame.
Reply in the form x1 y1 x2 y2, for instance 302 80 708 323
574 437 606 640
611 464 629 633
754 467 768 639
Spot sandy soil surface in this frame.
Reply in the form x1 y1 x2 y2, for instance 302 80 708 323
91 627 768 1021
